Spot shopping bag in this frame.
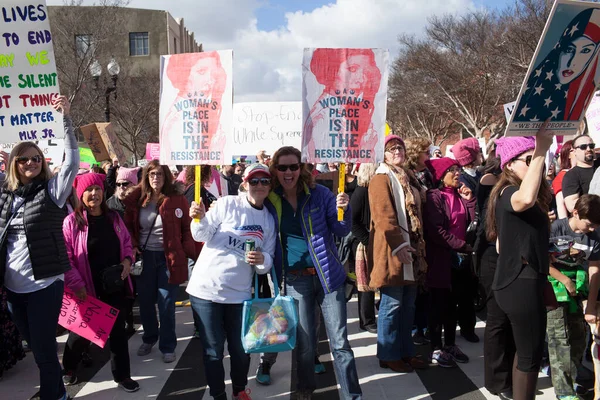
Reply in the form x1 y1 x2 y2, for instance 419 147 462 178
241 270 298 353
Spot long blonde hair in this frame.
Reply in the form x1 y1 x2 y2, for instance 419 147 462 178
356 163 377 187
5 142 52 191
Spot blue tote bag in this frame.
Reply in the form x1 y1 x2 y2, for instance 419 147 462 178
241 270 298 353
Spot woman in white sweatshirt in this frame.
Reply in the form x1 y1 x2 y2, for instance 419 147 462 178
187 163 276 400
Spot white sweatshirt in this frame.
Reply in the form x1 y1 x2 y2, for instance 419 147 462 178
186 194 276 304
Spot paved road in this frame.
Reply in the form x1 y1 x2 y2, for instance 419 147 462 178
1 296 570 399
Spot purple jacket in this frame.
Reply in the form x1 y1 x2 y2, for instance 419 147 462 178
424 189 475 289
63 210 134 298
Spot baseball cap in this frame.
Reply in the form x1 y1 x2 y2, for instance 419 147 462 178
243 163 271 182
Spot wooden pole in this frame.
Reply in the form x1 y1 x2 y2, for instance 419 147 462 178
194 165 202 222
337 163 345 221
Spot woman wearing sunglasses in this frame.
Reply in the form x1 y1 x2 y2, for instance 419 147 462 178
0 96 78 400
261 146 361 400
486 126 553 400
187 163 276 400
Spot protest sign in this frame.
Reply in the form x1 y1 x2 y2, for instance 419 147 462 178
507 0 600 136
159 50 233 166
80 122 125 164
79 147 95 167
58 288 119 348
145 142 160 160
503 101 516 123
1 138 64 168
301 48 389 163
0 1 64 143
137 159 148 167
225 102 302 160
586 93 600 143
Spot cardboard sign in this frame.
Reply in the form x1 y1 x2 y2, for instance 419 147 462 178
225 102 302 160
58 288 119 348
159 50 233 166
507 1 600 136
145 143 160 160
1 139 64 169
301 48 389 163
80 122 125 164
0 0 64 144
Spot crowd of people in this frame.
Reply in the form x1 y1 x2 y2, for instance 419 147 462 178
0 98 599 400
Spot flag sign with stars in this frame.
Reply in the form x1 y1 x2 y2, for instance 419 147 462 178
234 225 264 241
507 0 600 137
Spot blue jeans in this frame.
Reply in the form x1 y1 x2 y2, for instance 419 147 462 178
286 274 362 399
136 250 179 354
7 279 65 400
377 285 418 361
190 296 250 398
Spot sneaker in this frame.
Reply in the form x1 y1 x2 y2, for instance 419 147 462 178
233 388 252 400
137 341 156 356
431 349 457 368
413 331 427 345
314 357 326 374
460 331 480 343
255 362 272 385
118 378 140 393
62 370 78 386
444 345 469 363
22 340 31 353
557 396 579 400
162 352 176 363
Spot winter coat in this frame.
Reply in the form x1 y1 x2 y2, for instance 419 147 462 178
123 184 196 285
265 184 351 293
62 210 133 298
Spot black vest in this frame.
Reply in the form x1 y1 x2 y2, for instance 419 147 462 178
0 182 70 285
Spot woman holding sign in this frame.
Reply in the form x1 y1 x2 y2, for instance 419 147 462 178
61 173 139 392
0 96 78 400
264 146 362 400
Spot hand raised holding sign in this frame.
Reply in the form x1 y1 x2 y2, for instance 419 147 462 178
51 95 70 116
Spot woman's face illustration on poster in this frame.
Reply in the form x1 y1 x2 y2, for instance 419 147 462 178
557 36 598 85
336 54 370 92
186 57 216 94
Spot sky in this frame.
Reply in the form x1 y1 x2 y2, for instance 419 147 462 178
48 0 514 102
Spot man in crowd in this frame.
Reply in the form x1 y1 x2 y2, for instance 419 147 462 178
220 163 243 195
563 135 596 213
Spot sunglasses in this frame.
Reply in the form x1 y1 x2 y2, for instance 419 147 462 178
514 155 532 166
248 177 271 186
115 182 131 188
576 143 596 151
16 155 42 164
276 164 300 172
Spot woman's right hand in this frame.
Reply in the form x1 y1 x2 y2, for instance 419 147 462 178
397 245 415 264
535 120 553 152
564 279 577 297
190 201 205 219
75 287 87 301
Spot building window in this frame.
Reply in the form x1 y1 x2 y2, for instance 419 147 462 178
75 34 94 58
174 37 177 54
129 32 149 56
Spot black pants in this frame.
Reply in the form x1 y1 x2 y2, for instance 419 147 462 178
428 287 456 350
62 290 131 382
358 291 376 328
452 262 477 336
414 287 428 332
480 245 515 394
494 273 546 372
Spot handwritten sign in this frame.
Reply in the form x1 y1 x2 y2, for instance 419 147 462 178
1 138 63 168
224 102 302 160
301 48 389 163
80 122 125 164
58 288 119 348
507 0 600 136
586 94 600 144
0 1 63 143
159 51 233 166
145 142 160 160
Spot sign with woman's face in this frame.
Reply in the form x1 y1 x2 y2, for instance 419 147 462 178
508 1 600 137
159 50 233 166
301 48 389 163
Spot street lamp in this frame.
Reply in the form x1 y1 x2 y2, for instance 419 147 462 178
90 57 120 122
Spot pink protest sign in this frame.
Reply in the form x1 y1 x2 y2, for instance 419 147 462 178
145 143 160 160
58 288 119 348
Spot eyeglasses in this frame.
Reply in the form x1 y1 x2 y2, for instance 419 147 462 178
447 166 461 173
276 164 300 172
16 155 42 164
514 155 532 166
115 182 131 188
385 146 405 153
576 143 596 151
248 177 271 186
149 172 163 178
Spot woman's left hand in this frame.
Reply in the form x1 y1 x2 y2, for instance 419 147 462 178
121 259 131 280
246 251 264 266
336 192 350 211
51 95 70 116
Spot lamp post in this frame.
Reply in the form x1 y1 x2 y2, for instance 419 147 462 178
90 58 120 122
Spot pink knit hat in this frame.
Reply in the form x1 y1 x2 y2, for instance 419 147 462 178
73 172 105 200
385 134 405 149
117 167 140 185
425 157 460 185
496 136 536 170
451 138 481 166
